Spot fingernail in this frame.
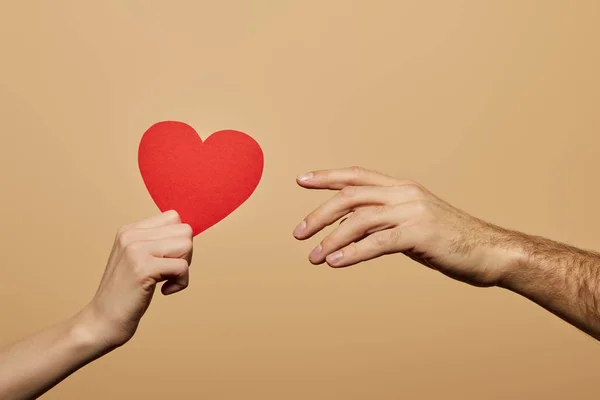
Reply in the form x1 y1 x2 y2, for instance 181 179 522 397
297 172 314 182
293 220 307 236
327 250 343 264
309 244 322 259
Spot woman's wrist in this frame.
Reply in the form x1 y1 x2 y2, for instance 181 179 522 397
68 305 120 358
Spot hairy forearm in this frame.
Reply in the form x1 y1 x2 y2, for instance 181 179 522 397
0 306 114 400
498 231 600 340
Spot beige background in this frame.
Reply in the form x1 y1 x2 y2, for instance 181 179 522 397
1 1 599 399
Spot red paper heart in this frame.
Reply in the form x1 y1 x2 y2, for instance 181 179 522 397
138 121 264 236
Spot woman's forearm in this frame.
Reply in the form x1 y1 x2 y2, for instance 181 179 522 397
0 305 114 400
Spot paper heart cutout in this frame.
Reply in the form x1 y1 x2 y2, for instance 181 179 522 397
138 121 264 236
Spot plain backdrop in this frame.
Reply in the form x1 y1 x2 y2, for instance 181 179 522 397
1 1 599 399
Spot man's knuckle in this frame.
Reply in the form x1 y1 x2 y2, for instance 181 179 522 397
372 229 399 247
388 229 401 245
350 165 365 175
374 205 387 214
352 208 372 225
371 232 388 247
320 236 334 250
402 183 424 198
339 185 357 199
394 178 412 186
412 200 429 216
351 208 366 219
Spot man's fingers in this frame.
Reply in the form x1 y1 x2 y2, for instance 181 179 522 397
308 205 399 264
294 186 398 239
296 166 401 190
321 200 428 267
324 228 410 268
294 183 427 240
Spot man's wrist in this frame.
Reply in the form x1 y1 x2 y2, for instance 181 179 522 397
491 230 556 292
494 243 530 291
477 227 532 290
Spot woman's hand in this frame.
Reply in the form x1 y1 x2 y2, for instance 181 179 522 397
87 210 194 347
0 211 194 400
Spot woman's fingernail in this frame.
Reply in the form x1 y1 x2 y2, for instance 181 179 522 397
309 244 322 259
293 220 307 236
297 172 314 182
327 250 343 264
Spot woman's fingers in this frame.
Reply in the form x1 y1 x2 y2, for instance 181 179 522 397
143 257 190 295
156 258 191 295
145 236 193 259
125 210 182 231
117 223 193 249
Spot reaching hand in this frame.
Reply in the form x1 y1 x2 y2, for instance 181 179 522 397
293 167 520 287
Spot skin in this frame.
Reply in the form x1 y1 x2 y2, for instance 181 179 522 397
293 166 600 340
0 210 193 400
2 167 599 399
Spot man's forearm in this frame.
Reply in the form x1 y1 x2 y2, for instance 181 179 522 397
498 232 600 340
0 306 114 399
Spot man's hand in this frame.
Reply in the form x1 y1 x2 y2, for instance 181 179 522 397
293 166 600 340
292 166 519 287
86 210 193 348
